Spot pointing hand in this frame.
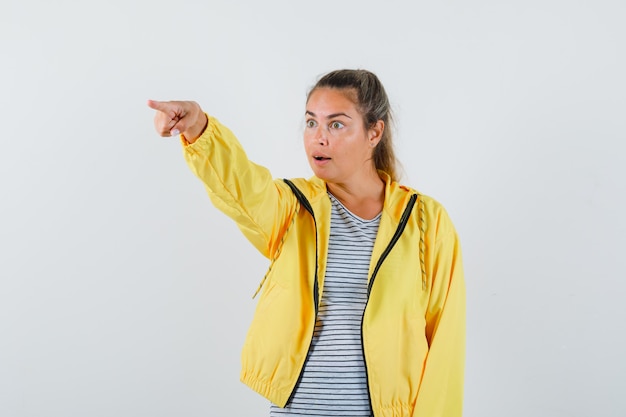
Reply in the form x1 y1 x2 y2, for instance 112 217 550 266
147 100 208 143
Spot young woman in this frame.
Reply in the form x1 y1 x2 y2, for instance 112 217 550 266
148 69 465 417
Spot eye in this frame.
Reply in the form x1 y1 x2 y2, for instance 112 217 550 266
306 119 317 128
330 121 344 129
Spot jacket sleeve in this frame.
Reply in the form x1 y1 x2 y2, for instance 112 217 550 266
414 206 466 417
181 116 297 259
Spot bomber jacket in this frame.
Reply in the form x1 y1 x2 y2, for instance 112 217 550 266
182 116 466 417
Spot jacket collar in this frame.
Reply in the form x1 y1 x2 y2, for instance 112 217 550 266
302 171 417 225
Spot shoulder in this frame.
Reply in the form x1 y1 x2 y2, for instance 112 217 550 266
390 180 458 240
280 176 328 203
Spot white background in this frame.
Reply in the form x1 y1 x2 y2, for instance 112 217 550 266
1 0 625 416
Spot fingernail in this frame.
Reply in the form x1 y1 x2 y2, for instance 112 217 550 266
171 129 180 136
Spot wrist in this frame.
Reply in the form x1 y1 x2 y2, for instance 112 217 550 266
184 110 209 144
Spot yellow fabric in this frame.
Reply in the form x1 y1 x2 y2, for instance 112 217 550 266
182 116 466 417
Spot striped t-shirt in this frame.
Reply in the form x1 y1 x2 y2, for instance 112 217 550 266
270 193 381 416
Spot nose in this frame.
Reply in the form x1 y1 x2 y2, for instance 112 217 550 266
315 126 328 146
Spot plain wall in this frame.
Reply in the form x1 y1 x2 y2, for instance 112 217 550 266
1 0 625 416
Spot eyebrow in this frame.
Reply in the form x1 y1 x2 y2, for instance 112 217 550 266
305 110 352 119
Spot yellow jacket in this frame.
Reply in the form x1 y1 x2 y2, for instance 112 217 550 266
183 117 466 417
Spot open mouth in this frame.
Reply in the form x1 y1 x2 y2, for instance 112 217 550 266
313 156 330 161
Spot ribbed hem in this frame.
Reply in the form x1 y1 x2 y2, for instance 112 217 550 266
240 371 292 408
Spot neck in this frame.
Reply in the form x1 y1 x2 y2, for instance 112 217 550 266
326 172 385 220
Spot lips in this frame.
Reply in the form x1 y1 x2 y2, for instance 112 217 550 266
311 154 331 167
313 154 331 161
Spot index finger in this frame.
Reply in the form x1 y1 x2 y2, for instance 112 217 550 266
147 99 174 113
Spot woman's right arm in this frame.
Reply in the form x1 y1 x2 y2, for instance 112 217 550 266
148 100 297 259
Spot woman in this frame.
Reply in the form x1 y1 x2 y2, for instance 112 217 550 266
148 69 465 417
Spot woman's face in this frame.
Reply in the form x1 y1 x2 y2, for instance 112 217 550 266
304 88 379 185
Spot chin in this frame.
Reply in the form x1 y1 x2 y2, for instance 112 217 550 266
310 167 330 181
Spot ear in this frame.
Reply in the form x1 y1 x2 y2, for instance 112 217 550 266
368 120 385 147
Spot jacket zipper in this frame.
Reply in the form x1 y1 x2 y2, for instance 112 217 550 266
361 193 418 416
282 179 320 405
283 179 418 412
